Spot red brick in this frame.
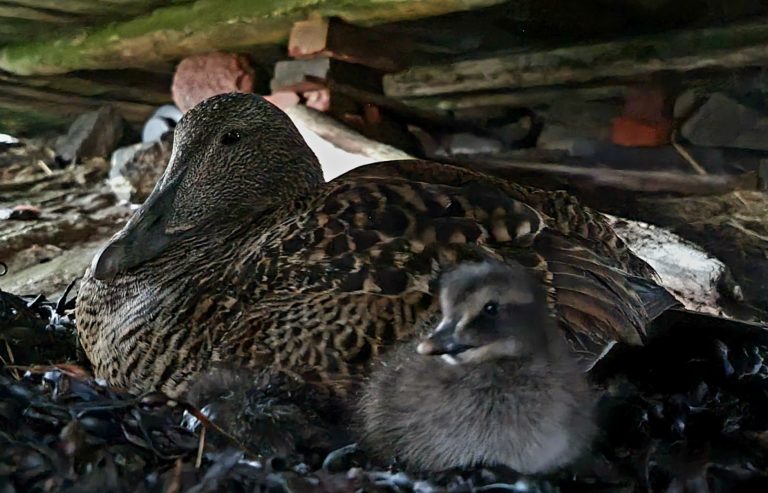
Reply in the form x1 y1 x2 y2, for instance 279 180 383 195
172 52 256 113
612 116 672 147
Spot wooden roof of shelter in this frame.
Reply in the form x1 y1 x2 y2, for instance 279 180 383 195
0 0 506 134
3 0 768 136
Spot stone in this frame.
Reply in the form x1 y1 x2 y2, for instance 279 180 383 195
681 92 768 151
172 52 256 113
109 132 173 203
536 125 599 157
489 116 534 147
54 105 124 164
537 100 619 154
141 105 182 143
673 88 699 119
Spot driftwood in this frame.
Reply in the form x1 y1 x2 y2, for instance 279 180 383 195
605 193 768 320
283 105 412 163
383 19 768 97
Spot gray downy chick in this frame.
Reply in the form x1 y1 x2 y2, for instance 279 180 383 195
358 260 596 473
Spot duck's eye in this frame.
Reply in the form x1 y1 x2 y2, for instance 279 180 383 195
220 130 242 146
483 301 499 317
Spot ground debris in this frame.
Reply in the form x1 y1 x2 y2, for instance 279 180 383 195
0 284 79 367
1 140 131 298
1 305 768 491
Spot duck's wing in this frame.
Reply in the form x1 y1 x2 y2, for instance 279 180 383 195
270 163 676 361
342 159 680 360
232 172 549 385
342 159 658 280
524 230 680 368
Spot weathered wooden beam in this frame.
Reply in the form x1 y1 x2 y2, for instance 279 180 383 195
384 19 768 97
0 0 506 76
288 17 412 72
0 5 81 23
318 78 495 135
284 104 412 162
0 70 169 135
5 0 179 17
0 70 171 106
401 85 628 112
0 106 71 136
270 57 382 94
444 157 759 197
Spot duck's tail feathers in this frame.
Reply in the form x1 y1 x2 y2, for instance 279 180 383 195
649 308 768 344
625 274 682 322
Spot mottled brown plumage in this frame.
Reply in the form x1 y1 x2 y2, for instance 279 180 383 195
76 93 677 398
358 260 596 472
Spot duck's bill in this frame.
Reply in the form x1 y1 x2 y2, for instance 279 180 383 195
91 177 181 281
417 318 474 357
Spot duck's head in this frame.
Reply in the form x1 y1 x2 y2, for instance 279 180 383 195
91 93 323 281
418 261 555 365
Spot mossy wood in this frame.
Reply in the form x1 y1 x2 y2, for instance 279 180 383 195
0 0 505 76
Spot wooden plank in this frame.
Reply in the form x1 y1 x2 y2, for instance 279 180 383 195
0 70 167 135
0 5 82 23
288 17 412 72
0 0 506 75
283 104 412 161
4 0 182 16
270 57 382 94
383 19 768 97
318 78 491 134
0 70 171 106
444 157 759 196
401 85 628 112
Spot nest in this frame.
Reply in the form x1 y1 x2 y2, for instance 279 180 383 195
2 287 768 492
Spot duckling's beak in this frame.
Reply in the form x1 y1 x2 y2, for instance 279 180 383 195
91 178 181 281
417 318 473 356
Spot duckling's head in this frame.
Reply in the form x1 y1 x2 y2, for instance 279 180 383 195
92 93 323 280
418 261 555 365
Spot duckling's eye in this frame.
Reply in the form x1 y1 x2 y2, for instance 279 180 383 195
220 130 242 146
482 301 499 317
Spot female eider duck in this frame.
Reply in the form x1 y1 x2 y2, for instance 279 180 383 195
76 93 677 398
358 260 595 473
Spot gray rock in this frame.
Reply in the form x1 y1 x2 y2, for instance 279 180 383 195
537 100 619 154
435 132 503 156
537 125 598 157
142 105 182 143
54 105 124 163
681 93 768 151
673 88 699 119
489 115 533 146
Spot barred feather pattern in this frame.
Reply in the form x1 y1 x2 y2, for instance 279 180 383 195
76 95 675 398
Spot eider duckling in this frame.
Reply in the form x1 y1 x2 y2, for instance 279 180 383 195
358 260 596 473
